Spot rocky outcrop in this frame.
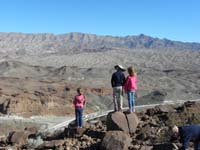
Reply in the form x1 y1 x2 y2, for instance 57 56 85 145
1 101 200 149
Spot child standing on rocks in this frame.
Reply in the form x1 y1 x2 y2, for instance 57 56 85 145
73 88 86 128
124 66 137 113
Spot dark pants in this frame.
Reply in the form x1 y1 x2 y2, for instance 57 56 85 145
194 142 200 150
75 107 83 127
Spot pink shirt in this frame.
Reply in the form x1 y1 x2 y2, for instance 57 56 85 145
73 94 85 108
124 75 137 92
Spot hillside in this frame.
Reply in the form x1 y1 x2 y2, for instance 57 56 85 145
0 32 199 117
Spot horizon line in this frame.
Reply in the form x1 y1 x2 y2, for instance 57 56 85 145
0 31 199 44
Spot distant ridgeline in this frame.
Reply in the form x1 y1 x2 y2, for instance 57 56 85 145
0 32 200 55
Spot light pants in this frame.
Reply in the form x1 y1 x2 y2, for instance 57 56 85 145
113 86 123 111
127 91 135 112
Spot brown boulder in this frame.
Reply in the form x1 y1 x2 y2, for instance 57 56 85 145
107 111 139 134
155 105 176 113
107 111 129 132
126 112 139 133
101 131 131 150
7 131 29 145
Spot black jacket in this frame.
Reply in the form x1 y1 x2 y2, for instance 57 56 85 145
111 70 126 87
179 125 200 150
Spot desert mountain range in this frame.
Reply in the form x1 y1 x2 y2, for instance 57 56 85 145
0 32 200 56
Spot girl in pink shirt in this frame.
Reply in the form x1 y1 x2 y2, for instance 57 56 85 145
124 67 137 113
73 88 86 128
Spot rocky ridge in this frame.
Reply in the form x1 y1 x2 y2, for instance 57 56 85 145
0 32 200 56
0 101 200 150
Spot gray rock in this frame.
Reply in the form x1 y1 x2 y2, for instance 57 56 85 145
107 111 139 134
101 131 131 150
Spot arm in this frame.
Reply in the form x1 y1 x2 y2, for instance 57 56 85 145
123 77 128 93
181 135 191 150
83 96 86 106
111 74 115 87
133 76 138 90
72 97 76 107
72 96 77 107
122 73 126 86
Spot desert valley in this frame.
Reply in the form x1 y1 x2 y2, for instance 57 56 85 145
0 32 200 149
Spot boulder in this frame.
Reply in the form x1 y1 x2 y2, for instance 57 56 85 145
155 105 176 113
0 135 7 146
107 111 139 134
126 112 139 133
101 131 131 150
7 131 29 145
107 111 129 132
140 145 153 150
7 128 38 146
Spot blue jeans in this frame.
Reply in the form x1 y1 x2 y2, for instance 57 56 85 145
75 107 83 127
127 91 135 112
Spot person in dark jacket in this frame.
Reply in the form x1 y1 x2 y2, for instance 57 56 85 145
111 65 126 111
171 125 200 150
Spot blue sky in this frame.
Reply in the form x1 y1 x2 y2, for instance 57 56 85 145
0 0 200 42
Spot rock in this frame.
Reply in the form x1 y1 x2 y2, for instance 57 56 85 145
65 127 87 138
39 140 64 149
81 134 93 143
152 143 174 150
0 135 7 149
76 127 87 137
85 128 105 139
101 131 131 150
126 112 139 133
184 101 196 107
129 145 140 150
7 131 29 145
140 145 153 150
171 143 179 149
146 108 158 116
107 111 139 133
0 98 11 114
141 115 150 121
155 105 176 113
136 124 158 142
107 111 129 132
145 105 176 116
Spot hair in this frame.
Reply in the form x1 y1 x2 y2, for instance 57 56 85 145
127 66 136 76
172 125 179 133
77 87 83 95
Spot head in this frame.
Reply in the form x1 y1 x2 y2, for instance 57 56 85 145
127 66 136 76
77 88 83 95
114 65 125 72
170 125 179 142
